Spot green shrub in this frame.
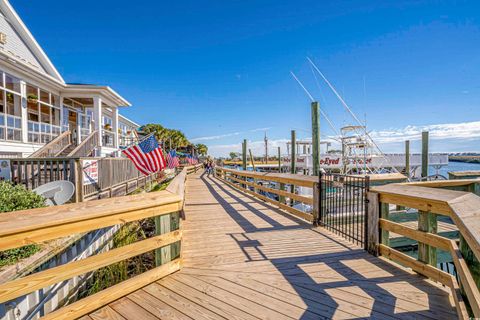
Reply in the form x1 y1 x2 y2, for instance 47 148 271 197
0 181 46 212
0 181 46 267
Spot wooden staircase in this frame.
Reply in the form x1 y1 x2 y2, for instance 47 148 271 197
57 144 77 157
29 130 99 158
29 131 72 158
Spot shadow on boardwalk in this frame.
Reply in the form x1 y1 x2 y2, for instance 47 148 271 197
89 172 457 320
199 172 455 320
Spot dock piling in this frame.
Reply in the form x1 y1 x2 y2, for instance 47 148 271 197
311 101 320 176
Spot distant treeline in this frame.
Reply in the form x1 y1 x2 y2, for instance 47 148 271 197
449 155 480 163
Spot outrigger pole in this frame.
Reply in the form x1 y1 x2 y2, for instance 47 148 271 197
290 71 340 136
307 57 402 175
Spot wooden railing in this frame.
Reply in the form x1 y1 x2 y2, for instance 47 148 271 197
79 157 159 201
215 167 317 222
29 131 71 158
367 179 480 319
0 166 197 320
68 130 99 157
9 157 75 190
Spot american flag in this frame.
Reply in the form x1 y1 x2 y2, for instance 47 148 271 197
186 155 198 165
166 149 180 168
122 135 166 175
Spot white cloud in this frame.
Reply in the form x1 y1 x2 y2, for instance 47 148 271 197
190 131 241 142
208 139 289 158
369 121 480 144
206 121 480 157
190 127 272 142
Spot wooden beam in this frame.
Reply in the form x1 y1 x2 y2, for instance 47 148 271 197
421 131 428 178
0 202 181 251
450 240 480 317
380 202 389 247
277 146 281 172
418 210 437 266
312 182 319 225
367 192 380 256
41 259 182 320
226 174 313 205
242 139 247 171
216 167 317 187
311 101 320 176
249 149 256 171
379 219 450 251
0 231 181 303
221 177 312 222
405 140 410 179
290 130 296 175
379 244 452 286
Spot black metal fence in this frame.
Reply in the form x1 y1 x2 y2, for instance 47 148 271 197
319 172 370 249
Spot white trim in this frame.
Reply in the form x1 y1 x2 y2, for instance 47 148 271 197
119 114 139 128
62 84 131 107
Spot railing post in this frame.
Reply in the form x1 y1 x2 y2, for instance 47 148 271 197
418 211 437 266
312 182 319 225
380 202 390 247
279 183 286 204
76 159 84 202
155 214 171 267
366 192 380 256
72 159 81 203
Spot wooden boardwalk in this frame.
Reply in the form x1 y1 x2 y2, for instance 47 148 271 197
85 172 457 320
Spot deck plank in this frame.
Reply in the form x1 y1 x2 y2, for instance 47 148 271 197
88 172 456 319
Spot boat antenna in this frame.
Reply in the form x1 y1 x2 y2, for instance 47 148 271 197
307 57 402 175
290 71 340 136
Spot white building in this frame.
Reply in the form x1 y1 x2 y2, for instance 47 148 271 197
0 0 138 158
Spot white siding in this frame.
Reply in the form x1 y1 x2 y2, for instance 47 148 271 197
0 11 47 74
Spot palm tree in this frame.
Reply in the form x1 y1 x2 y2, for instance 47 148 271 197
195 144 208 156
140 124 191 150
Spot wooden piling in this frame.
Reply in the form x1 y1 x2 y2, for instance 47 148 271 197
367 192 380 256
278 146 285 203
248 149 256 171
291 130 296 175
405 140 410 179
421 131 428 178
242 139 247 171
277 146 281 172
311 102 320 176
290 130 296 199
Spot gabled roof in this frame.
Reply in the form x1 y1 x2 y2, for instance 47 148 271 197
0 0 64 84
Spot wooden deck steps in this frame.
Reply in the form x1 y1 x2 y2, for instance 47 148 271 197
87 172 456 319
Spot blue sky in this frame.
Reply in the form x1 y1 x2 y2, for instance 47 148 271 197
12 0 480 156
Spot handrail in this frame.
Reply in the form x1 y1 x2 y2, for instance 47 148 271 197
68 130 99 157
218 166 318 187
215 167 317 222
368 182 480 319
0 165 199 319
29 131 71 158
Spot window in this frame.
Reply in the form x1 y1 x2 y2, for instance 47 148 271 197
40 105 51 124
4 73 20 93
6 91 20 117
0 72 22 142
24 82 60 144
0 90 4 114
40 90 49 104
27 101 39 121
